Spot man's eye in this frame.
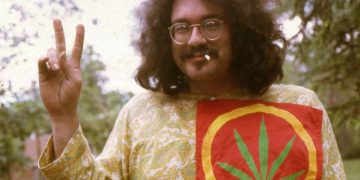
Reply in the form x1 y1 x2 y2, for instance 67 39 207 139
174 24 189 32
203 20 221 30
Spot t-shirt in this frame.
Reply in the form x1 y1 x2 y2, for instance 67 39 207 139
38 84 346 179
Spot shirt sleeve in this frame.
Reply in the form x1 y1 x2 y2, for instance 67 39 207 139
307 91 346 179
321 109 347 179
38 108 131 180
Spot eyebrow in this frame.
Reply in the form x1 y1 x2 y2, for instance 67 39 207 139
171 14 223 24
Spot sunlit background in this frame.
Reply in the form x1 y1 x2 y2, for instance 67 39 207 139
0 0 145 98
0 0 302 98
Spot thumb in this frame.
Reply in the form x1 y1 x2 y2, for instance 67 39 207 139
38 56 50 82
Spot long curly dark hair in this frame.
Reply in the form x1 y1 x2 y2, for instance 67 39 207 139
133 0 286 95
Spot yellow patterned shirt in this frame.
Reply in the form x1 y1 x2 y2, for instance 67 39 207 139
38 84 346 179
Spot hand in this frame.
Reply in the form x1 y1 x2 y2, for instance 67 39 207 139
38 19 85 121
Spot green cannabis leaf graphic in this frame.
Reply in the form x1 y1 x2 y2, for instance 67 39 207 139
217 117 305 180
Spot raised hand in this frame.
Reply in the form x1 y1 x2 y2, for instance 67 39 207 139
38 19 85 158
38 19 84 119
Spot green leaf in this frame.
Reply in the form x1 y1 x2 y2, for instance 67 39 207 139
259 118 268 180
217 162 252 180
234 130 261 180
268 136 296 180
281 170 305 180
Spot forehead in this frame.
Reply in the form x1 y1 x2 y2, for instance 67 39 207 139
171 0 224 23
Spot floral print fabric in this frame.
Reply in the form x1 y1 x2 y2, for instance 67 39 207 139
38 84 345 179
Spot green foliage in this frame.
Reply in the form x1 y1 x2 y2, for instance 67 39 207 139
0 0 82 177
0 46 133 177
278 0 360 158
78 46 133 153
343 158 360 180
0 87 50 176
1 0 133 177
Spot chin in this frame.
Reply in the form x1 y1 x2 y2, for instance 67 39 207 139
186 72 217 81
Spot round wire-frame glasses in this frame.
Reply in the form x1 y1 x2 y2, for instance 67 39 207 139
168 18 224 44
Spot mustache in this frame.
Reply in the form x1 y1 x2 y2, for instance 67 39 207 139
180 46 219 60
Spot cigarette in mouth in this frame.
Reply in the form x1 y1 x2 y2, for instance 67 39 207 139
204 54 210 61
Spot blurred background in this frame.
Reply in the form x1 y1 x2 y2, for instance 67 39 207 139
0 0 359 179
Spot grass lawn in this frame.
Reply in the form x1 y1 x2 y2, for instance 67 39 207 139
344 158 360 180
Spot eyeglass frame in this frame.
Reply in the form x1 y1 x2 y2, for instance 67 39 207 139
168 18 225 45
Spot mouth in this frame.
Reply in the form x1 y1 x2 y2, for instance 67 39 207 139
181 49 219 62
187 53 207 62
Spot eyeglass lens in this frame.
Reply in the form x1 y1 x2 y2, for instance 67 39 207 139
169 18 223 44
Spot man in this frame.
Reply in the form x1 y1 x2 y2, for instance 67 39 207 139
38 0 346 179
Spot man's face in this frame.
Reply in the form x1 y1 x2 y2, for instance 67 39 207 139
171 0 233 84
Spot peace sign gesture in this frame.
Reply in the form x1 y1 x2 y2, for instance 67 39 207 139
38 19 84 157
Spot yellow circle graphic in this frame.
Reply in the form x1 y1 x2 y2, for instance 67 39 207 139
201 103 317 180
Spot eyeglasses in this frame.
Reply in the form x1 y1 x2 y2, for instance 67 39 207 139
168 18 224 44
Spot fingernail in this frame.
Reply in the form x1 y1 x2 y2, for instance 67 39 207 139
46 62 51 70
53 63 60 70
54 19 61 24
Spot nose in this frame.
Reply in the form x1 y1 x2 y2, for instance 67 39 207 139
187 26 207 47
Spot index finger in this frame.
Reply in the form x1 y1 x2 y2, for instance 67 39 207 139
53 19 66 55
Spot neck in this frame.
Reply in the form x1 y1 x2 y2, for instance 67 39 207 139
188 78 239 96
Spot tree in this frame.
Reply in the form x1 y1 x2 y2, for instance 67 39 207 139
0 84 50 177
0 45 133 178
0 0 80 70
78 46 133 153
0 0 135 178
278 0 360 158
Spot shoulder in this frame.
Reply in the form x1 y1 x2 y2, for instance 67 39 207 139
267 84 315 96
124 91 175 108
113 91 163 126
118 91 179 117
261 84 324 109
121 91 162 110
